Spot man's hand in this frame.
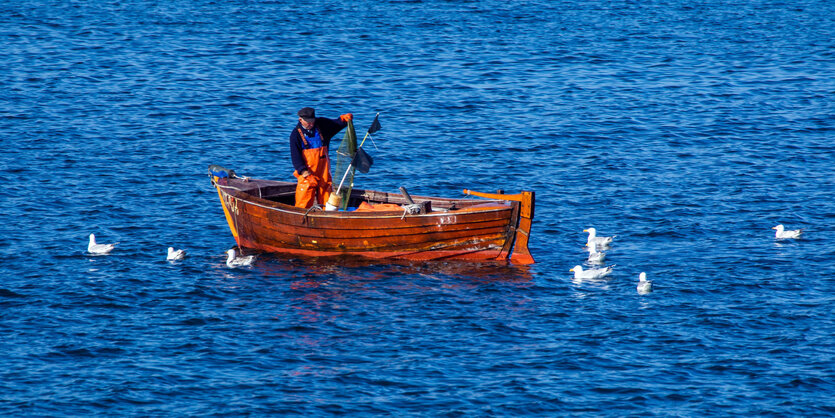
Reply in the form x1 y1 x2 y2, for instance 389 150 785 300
339 113 353 122
306 174 320 187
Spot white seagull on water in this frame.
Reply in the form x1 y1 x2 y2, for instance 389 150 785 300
226 249 256 267
584 227 614 248
587 241 606 264
167 247 186 261
772 224 802 239
570 264 614 280
87 233 117 254
637 272 652 295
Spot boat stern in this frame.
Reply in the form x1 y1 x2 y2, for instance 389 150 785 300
463 189 535 264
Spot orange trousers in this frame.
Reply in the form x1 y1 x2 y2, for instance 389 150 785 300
294 146 332 208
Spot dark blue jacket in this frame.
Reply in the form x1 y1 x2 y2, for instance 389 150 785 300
289 117 347 174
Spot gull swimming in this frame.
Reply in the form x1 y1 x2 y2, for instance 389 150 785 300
584 227 614 248
772 224 802 239
226 248 256 267
637 272 652 295
587 241 606 264
570 264 613 280
87 233 117 254
167 247 186 261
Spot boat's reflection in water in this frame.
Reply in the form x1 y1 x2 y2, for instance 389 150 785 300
216 253 539 353
253 254 533 321
211 250 534 304
255 252 534 289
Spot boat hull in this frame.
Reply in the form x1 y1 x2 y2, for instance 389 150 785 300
212 175 534 263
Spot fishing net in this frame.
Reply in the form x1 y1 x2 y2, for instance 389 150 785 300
333 120 357 210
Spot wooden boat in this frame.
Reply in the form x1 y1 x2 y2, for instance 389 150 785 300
209 166 535 264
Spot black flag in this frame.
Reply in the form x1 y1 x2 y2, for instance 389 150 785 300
352 146 374 174
367 114 381 134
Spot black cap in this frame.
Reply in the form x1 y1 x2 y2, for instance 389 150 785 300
298 107 315 121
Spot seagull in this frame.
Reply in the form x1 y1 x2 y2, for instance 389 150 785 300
167 247 186 261
772 224 802 239
570 264 613 280
587 241 606 264
584 227 614 248
87 233 117 254
637 272 652 295
226 248 256 267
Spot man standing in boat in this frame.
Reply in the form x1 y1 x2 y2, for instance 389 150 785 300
290 107 352 208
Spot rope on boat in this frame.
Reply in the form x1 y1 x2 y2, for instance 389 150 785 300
400 204 422 220
302 203 323 224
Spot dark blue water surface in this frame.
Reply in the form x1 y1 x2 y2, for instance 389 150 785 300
2 0 834 415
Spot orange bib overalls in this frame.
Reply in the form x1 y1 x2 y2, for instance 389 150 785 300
293 127 333 208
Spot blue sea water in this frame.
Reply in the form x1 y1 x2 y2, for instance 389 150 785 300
2 0 834 415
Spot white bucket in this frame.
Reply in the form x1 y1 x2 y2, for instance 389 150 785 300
325 194 341 211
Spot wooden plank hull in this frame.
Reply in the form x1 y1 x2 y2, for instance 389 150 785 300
211 175 535 263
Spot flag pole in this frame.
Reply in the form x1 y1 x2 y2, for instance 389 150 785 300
358 112 379 148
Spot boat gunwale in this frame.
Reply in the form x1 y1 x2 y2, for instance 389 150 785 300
214 179 513 220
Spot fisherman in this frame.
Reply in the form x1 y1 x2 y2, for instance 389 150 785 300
290 107 352 208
